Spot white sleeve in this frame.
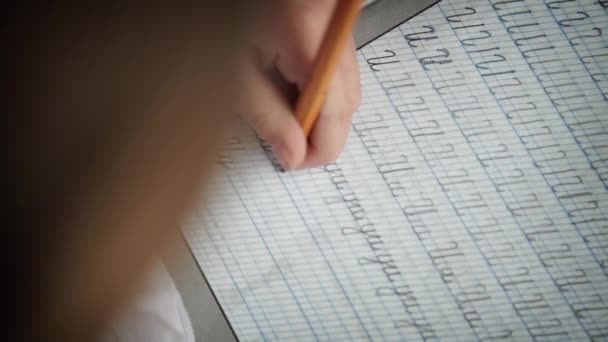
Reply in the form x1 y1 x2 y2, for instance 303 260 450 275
101 263 195 342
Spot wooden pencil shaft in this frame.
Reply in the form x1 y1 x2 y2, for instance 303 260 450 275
294 0 363 136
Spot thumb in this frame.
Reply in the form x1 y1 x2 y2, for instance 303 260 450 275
238 55 307 170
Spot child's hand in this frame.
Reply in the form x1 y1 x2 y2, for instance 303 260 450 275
240 0 361 170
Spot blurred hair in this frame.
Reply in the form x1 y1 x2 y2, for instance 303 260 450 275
3 3 247 341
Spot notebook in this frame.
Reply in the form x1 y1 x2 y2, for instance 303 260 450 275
184 0 608 340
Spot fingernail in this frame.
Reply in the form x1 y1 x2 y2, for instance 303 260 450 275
274 143 293 171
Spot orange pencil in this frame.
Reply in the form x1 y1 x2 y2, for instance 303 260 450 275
295 0 363 136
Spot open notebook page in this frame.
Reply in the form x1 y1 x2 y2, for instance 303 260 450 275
184 0 608 340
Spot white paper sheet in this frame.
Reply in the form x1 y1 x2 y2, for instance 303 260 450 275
185 0 608 340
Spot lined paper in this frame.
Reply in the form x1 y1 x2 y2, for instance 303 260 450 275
184 0 608 340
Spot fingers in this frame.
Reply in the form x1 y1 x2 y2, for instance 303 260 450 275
274 2 361 168
244 0 361 169
239 55 307 170
300 38 361 168
274 1 337 88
